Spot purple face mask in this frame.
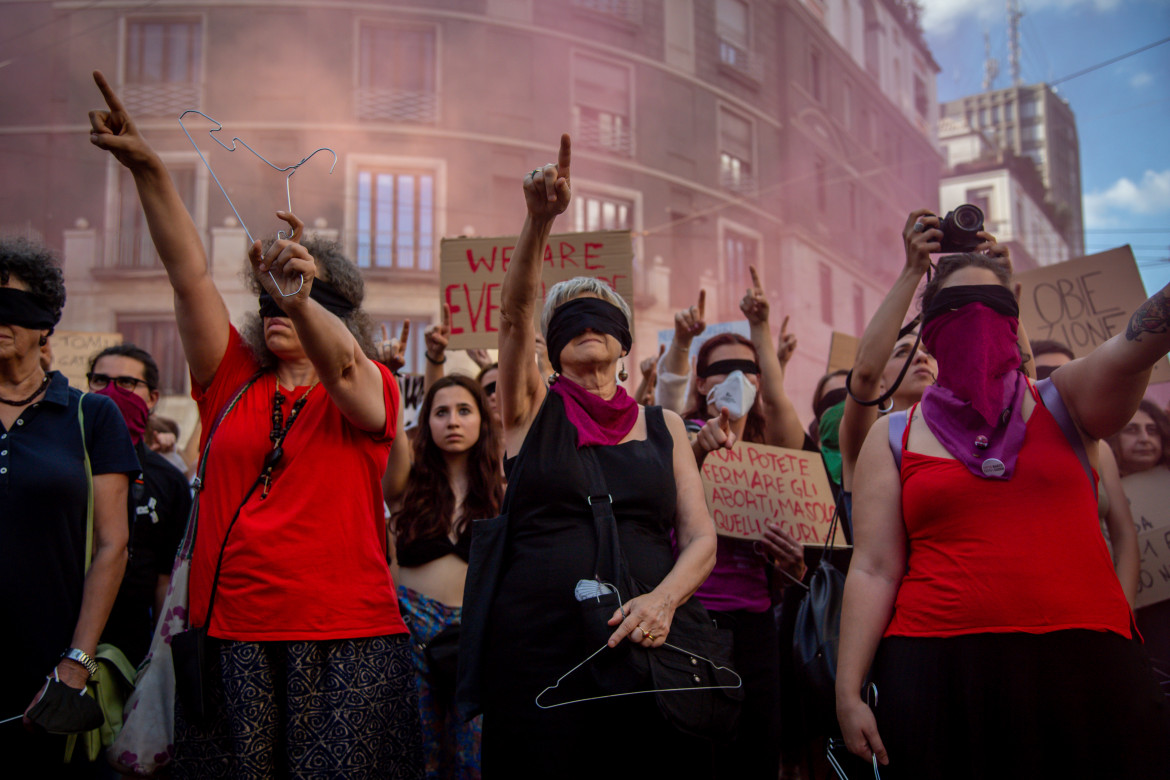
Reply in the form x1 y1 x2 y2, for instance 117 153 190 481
95 384 150 445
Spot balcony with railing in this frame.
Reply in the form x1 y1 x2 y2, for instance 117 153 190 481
122 82 201 118
93 228 167 276
569 0 643 25
717 39 765 83
356 88 438 123
574 108 633 157
720 167 757 198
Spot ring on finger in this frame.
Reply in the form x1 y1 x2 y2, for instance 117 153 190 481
644 630 655 641
912 221 926 233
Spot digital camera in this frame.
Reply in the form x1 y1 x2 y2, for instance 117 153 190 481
938 203 985 253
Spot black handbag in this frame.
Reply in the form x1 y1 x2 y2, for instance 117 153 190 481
792 501 848 736
576 446 744 741
171 374 263 727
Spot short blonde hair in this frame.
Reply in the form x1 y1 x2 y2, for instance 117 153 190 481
540 276 632 339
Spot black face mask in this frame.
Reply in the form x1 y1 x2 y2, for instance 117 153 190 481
258 278 356 319
814 387 848 421
923 284 1018 326
697 359 760 379
0 287 57 330
25 679 103 734
545 297 632 373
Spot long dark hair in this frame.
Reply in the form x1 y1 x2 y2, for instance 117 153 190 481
681 333 766 443
394 375 503 549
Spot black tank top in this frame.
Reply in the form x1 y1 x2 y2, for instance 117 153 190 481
395 527 472 567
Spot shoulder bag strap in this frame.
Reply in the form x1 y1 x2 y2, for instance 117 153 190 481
579 444 625 590
78 394 94 572
886 409 909 473
1036 377 1094 492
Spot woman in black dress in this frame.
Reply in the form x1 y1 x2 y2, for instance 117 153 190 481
471 135 718 775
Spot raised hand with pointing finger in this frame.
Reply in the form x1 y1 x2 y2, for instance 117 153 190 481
695 407 738 457
375 321 410 374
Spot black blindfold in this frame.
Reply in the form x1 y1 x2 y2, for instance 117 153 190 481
0 287 58 330
697 358 760 379
545 297 632 373
259 278 356 320
922 284 1018 325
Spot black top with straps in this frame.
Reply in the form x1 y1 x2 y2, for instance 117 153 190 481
396 528 472 567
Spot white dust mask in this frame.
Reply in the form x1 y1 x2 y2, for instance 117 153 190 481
705 370 757 421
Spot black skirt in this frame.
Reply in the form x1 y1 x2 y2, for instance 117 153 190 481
869 629 1170 780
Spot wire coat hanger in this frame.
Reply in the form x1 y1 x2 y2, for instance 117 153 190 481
177 109 337 297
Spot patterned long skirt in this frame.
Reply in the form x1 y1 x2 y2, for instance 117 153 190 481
173 634 422 779
398 586 482 780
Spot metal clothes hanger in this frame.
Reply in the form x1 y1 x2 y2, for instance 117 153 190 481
534 578 743 710
177 109 337 297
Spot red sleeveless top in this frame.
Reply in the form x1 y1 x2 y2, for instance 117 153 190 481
886 384 1132 639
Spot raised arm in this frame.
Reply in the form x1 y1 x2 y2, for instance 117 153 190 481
836 415 906 767
254 214 388 432
1053 282 1170 440
655 291 704 413
498 134 571 454
742 266 804 448
839 210 935 488
423 305 451 392
1097 442 1140 607
88 71 230 388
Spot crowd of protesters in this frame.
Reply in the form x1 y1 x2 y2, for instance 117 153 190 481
1 71 1168 779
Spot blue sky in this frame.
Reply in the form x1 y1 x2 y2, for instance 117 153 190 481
921 0 1170 294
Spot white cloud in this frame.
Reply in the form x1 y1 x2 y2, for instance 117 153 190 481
921 0 1122 36
1084 169 1170 229
1131 71 1153 88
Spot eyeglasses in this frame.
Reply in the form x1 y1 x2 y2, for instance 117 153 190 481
87 373 152 392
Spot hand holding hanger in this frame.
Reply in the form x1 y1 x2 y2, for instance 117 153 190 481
606 588 675 649
250 212 314 305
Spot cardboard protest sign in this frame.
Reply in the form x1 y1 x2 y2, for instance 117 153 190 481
657 320 751 358
50 330 123 389
827 332 859 374
1123 469 1170 609
439 230 634 350
397 373 426 429
1015 246 1169 383
700 440 844 546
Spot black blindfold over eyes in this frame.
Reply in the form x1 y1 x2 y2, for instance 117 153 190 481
922 285 1019 325
697 359 760 379
545 297 632 373
0 287 58 330
258 278 356 319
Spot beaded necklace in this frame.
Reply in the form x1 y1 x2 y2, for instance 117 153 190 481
261 378 316 499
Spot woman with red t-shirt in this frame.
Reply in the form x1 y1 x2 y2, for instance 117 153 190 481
837 248 1170 778
89 73 421 778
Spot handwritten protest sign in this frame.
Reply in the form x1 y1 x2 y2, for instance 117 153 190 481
1015 246 1169 383
50 330 122 390
700 440 844 546
397 373 426 429
439 230 634 350
1123 469 1170 609
827 331 859 374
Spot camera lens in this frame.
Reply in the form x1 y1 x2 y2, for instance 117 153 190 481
953 204 984 231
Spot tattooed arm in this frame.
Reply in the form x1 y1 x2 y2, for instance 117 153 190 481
1051 285 1170 441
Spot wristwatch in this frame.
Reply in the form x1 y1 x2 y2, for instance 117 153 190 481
61 648 99 678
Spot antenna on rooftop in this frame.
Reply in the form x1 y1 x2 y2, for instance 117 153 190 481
982 31 1000 91
1007 0 1023 85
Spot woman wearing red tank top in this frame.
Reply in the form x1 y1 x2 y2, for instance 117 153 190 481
836 248 1170 778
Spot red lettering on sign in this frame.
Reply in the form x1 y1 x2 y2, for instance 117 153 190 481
444 285 465 335
559 242 578 268
584 243 603 269
466 247 500 273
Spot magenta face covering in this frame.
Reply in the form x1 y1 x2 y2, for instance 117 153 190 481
95 384 150 444
921 303 1028 480
549 373 639 448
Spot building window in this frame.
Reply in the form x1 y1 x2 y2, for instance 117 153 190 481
842 82 854 130
809 48 824 102
716 0 759 79
722 228 758 315
122 18 202 116
116 316 187 395
819 263 833 326
815 158 828 213
913 74 928 117
569 0 644 24
573 54 633 156
853 283 865 337
356 23 437 123
355 168 436 271
718 106 754 195
113 163 197 270
574 192 634 232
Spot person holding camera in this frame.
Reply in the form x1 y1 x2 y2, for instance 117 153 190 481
836 236 1170 776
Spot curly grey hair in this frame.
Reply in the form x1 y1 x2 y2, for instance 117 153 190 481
240 235 376 369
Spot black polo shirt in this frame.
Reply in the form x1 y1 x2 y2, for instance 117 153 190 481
102 443 191 666
0 372 139 721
